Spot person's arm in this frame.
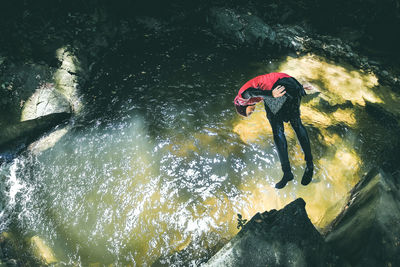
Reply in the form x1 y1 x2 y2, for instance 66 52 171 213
241 87 271 99
242 86 286 99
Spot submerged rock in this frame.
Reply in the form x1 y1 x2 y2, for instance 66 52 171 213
0 232 58 266
204 198 344 267
29 236 57 265
0 233 22 266
324 168 400 267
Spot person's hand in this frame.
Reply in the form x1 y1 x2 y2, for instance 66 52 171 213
303 84 313 91
272 85 286 98
246 105 256 116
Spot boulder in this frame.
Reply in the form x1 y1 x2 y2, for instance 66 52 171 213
54 47 83 113
204 198 344 267
0 112 70 153
206 7 400 91
0 60 56 126
272 24 309 52
27 124 71 155
207 7 276 48
324 168 400 267
21 83 71 121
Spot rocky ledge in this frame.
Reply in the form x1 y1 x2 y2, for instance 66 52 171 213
205 166 400 267
207 7 400 92
204 198 345 267
324 167 400 267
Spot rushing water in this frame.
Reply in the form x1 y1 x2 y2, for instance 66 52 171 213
1 42 400 266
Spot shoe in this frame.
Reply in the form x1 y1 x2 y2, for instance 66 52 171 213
301 163 314 186
275 172 294 189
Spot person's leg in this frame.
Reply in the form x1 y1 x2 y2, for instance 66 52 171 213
289 116 314 185
289 117 313 163
269 116 293 189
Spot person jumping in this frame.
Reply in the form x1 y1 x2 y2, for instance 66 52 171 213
234 72 314 189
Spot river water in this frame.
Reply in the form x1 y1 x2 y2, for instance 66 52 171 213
1 35 400 265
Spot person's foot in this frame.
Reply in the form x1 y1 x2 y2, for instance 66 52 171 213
301 163 314 186
275 172 294 189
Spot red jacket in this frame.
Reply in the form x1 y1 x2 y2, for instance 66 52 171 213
234 73 291 106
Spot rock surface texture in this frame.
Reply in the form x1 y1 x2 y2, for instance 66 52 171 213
0 47 84 155
324 168 400 267
207 7 400 92
204 198 344 267
0 113 70 152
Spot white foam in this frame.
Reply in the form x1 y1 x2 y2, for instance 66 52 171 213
7 159 25 206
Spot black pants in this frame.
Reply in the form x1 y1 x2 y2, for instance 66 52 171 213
265 77 312 173
268 115 313 173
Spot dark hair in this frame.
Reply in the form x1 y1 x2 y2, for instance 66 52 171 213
235 104 248 117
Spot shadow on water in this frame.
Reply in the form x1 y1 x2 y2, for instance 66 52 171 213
1 21 400 265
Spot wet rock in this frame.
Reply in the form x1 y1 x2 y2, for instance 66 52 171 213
207 8 312 52
0 46 87 158
28 236 57 265
324 168 400 267
21 83 71 121
207 7 400 91
6 259 18 267
273 24 309 52
1 232 60 266
0 112 70 152
28 125 71 155
0 233 18 261
54 47 84 113
207 7 276 48
364 100 399 129
204 198 345 267
136 16 167 32
0 60 56 125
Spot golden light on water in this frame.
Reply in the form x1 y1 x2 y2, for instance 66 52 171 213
301 106 333 127
7 52 399 266
233 105 297 144
230 54 373 230
276 54 380 106
232 107 271 143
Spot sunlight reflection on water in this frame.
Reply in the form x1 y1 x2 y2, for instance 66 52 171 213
1 54 399 266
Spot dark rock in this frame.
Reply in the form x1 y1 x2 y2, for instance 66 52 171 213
136 16 167 32
6 259 18 267
324 168 400 267
207 7 276 48
273 24 309 52
0 112 71 153
204 198 345 267
0 60 56 125
364 100 399 129
206 7 400 92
